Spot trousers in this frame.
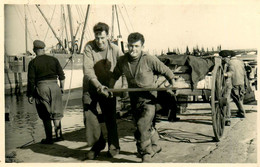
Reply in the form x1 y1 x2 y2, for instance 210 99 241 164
226 84 246 119
35 80 63 120
82 91 120 151
131 96 160 156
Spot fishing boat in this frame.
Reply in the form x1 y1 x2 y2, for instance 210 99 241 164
4 4 132 95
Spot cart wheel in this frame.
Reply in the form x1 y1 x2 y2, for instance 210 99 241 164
211 62 226 142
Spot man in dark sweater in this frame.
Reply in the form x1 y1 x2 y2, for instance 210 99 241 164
27 40 65 144
110 32 176 162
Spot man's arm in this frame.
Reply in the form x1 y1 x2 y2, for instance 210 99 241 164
59 79 65 94
116 47 127 89
55 58 66 93
27 61 35 104
109 59 123 88
243 62 249 90
149 56 175 85
83 44 102 89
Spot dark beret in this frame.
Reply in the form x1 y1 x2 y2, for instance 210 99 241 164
219 50 236 57
33 40 45 50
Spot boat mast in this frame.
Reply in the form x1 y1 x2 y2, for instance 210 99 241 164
62 5 70 53
114 5 125 53
67 5 75 53
24 5 28 53
111 5 115 40
114 5 122 39
78 4 90 54
35 5 65 50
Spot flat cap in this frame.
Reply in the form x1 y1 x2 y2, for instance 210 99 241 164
33 40 45 50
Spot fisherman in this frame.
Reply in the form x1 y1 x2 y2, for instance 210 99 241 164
109 32 176 162
220 50 248 126
27 40 65 144
82 22 122 159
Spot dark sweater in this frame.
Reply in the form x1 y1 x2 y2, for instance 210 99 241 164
27 54 65 97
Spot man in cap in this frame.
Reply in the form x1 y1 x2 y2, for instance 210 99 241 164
27 40 65 144
82 22 122 159
110 32 176 162
220 50 248 126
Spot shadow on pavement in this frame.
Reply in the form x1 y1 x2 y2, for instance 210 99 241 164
21 142 138 163
62 128 86 142
21 142 87 161
92 151 138 163
19 118 137 162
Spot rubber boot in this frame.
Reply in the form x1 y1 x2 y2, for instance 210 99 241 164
53 119 64 141
41 119 53 144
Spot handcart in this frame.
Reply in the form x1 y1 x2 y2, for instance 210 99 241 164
109 56 227 142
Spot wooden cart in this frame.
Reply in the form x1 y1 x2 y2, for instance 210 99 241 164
109 56 227 142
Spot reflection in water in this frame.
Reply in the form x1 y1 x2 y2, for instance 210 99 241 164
5 92 83 152
5 94 43 152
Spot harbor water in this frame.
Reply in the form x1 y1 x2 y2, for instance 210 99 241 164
5 89 85 153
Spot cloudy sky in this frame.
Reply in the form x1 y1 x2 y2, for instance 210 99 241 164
3 0 260 55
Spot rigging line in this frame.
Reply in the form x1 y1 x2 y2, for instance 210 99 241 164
81 6 93 39
78 4 90 54
85 18 92 39
78 5 91 40
76 5 91 40
78 5 91 39
59 6 64 41
63 53 74 112
76 5 84 38
63 16 71 40
76 5 84 22
43 5 57 42
46 5 60 16
123 4 134 32
118 5 130 34
26 5 39 37
63 5 76 112
58 20 66 41
62 4 70 53
25 5 28 52
14 6 33 41
111 5 115 39
115 5 122 37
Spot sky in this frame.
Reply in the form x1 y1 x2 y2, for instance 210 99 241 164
3 1 260 55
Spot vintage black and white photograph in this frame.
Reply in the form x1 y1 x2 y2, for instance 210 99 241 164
2 0 259 165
